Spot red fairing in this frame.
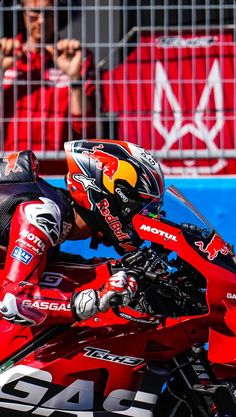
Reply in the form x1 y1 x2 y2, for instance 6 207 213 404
0 187 235 415
0 201 75 326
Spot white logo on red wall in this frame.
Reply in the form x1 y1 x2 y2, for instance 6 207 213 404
153 59 226 174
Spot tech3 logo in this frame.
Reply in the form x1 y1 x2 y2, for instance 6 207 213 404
0 364 158 416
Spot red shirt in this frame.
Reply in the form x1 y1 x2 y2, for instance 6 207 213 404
2 41 96 151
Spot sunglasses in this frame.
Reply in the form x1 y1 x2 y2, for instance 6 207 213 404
23 8 54 20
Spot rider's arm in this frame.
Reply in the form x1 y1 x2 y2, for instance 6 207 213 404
0 199 138 326
3 200 52 285
0 198 74 326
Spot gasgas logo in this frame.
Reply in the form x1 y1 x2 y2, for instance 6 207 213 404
0 365 155 415
226 293 236 300
195 233 230 261
22 300 71 311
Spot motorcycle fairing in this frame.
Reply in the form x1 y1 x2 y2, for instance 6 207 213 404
208 327 236 364
132 186 236 365
0 186 234 413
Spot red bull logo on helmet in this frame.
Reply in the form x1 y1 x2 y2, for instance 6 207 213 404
82 144 119 180
96 198 130 242
195 233 231 261
3 152 23 176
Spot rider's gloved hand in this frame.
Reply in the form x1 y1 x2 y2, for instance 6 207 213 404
71 271 138 321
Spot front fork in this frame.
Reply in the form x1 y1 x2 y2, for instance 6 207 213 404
161 347 236 417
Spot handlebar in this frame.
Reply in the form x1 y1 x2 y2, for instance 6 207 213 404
181 223 210 238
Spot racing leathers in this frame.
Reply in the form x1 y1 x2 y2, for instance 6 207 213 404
0 178 137 327
0 177 76 326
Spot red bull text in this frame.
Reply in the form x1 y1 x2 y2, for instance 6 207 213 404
96 198 130 242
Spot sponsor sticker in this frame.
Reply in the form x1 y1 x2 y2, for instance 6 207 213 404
195 233 231 261
22 299 71 311
157 36 217 48
0 365 154 415
17 229 46 255
84 347 144 366
140 224 178 241
3 152 23 176
97 198 130 241
227 293 236 300
11 246 33 265
82 144 119 180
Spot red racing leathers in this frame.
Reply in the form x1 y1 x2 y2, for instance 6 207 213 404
0 195 76 327
0 151 138 328
0 199 137 327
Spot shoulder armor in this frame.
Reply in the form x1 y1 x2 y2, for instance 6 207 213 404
24 198 61 246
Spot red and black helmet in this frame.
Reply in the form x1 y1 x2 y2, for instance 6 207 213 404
64 139 164 255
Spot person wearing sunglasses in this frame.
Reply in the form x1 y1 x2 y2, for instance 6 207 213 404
0 0 96 151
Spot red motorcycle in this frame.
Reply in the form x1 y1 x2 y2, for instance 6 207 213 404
0 185 235 417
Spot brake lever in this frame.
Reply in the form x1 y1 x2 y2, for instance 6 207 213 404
110 296 164 326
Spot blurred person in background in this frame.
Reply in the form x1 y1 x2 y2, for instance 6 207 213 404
0 0 96 151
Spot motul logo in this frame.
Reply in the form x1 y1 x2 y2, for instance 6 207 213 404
19 229 46 251
140 224 177 241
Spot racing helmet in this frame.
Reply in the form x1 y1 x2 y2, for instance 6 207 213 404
64 140 164 255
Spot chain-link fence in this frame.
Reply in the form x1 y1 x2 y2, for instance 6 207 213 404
0 1 236 174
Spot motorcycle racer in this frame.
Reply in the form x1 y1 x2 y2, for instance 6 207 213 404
0 140 164 326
